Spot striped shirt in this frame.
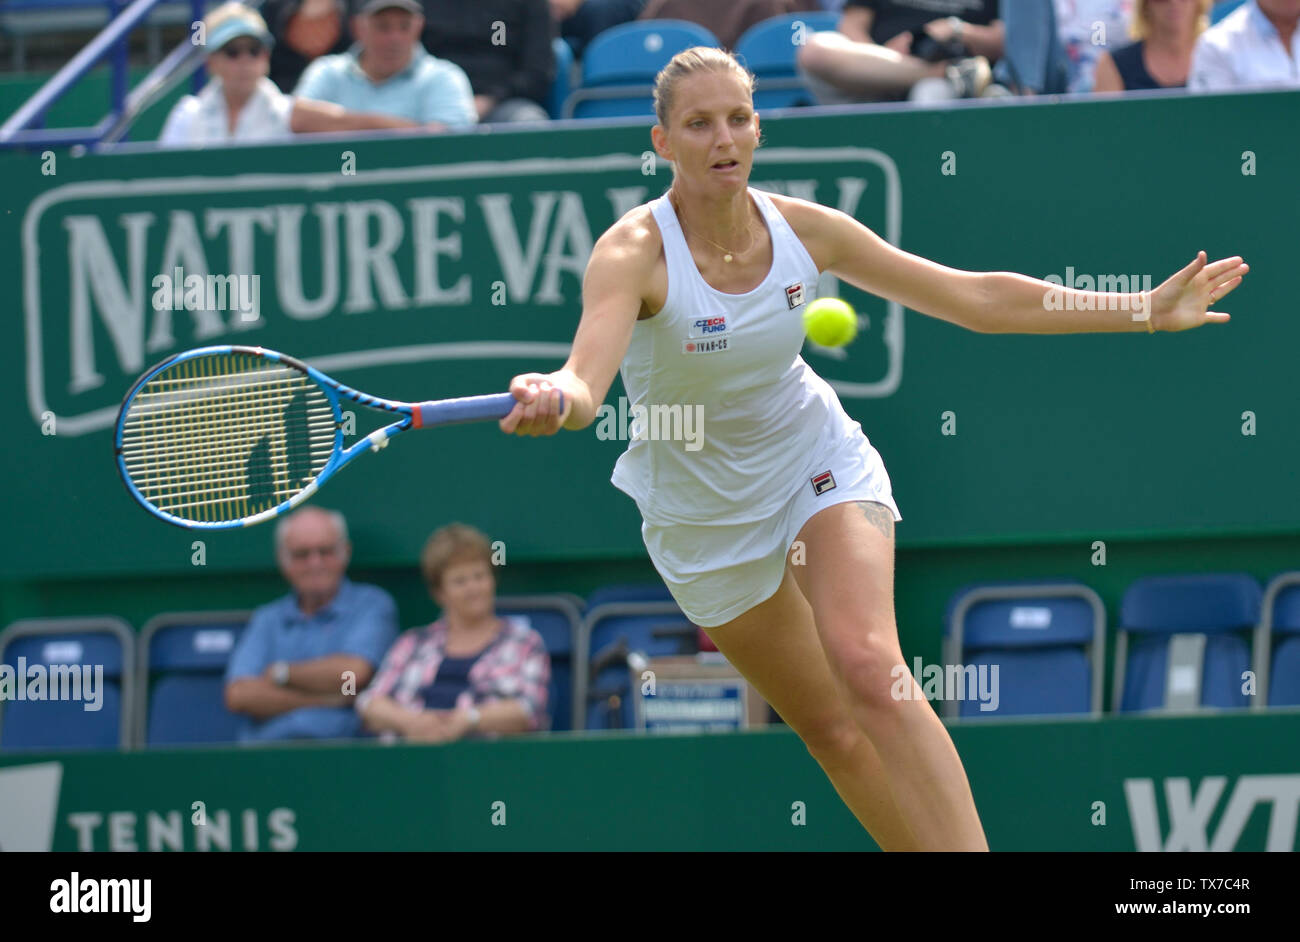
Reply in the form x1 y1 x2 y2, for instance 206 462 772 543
357 615 551 734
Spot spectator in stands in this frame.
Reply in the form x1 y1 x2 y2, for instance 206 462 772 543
1053 0 1134 92
224 507 399 743
637 0 823 50
1188 0 1300 89
358 523 551 743
552 0 647 59
420 0 554 123
159 2 430 147
1094 0 1211 91
262 0 354 93
797 0 1004 103
293 0 477 129
991 0 1068 95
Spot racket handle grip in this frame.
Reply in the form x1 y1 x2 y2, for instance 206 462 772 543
414 391 565 428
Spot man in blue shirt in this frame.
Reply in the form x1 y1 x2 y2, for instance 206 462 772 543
293 0 477 129
224 507 398 742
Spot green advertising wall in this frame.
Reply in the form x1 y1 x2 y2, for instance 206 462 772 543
0 89 1296 683
2 89 1296 578
2 710 1298 851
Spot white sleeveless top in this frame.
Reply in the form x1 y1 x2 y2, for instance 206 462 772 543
610 187 861 527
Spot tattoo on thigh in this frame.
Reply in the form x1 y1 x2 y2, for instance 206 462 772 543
856 501 895 539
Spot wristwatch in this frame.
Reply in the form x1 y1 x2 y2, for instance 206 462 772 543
271 661 290 686
947 16 965 42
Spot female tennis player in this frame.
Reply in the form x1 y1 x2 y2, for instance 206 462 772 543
499 47 1246 851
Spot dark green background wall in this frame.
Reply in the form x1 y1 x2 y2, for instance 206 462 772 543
1 89 1296 682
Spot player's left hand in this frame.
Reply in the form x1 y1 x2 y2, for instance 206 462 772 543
1148 251 1247 332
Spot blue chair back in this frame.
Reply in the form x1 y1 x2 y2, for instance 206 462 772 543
549 35 575 119
735 12 841 109
580 601 695 730
585 583 675 609
496 595 582 732
566 20 721 118
1264 577 1300 707
0 618 134 751
944 580 1104 719
1115 573 1261 713
139 613 249 746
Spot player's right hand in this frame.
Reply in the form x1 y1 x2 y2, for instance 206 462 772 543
500 373 570 437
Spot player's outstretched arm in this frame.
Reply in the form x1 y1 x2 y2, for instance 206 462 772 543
794 201 1246 334
500 215 656 437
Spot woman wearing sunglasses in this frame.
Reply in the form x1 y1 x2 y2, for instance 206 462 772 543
160 2 425 147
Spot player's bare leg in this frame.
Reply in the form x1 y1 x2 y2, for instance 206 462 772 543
703 567 920 851
794 500 989 851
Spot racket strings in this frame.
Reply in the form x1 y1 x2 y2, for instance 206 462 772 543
120 353 337 523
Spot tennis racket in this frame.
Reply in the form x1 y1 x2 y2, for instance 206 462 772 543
114 345 554 530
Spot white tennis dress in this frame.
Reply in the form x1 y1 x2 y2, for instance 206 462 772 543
610 187 901 628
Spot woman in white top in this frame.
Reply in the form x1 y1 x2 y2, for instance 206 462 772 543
500 47 1246 850
160 2 426 148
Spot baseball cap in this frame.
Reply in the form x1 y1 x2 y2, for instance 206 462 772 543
206 16 274 52
358 0 422 14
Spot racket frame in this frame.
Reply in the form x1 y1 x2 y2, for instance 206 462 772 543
114 344 519 530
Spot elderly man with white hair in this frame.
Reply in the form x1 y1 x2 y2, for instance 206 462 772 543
223 506 398 742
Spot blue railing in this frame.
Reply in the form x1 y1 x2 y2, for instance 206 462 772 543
0 0 207 148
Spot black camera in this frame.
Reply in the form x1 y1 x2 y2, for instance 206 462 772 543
911 34 970 62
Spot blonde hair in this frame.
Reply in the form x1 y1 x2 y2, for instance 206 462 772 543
1130 0 1211 40
420 523 494 592
653 46 755 126
204 2 269 37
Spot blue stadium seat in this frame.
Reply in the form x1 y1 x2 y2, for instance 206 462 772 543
585 582 675 609
577 601 697 730
0 617 134 751
1260 573 1300 707
549 35 576 120
734 12 841 110
943 579 1105 719
495 594 583 732
563 20 721 119
1114 572 1261 713
137 612 250 747
1211 0 1247 24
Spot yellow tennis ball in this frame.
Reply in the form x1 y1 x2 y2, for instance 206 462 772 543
803 297 857 347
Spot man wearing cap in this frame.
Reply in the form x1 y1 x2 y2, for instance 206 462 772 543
160 1 433 146
292 0 478 130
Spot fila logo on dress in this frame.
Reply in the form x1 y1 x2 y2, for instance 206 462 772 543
811 470 836 495
785 282 805 309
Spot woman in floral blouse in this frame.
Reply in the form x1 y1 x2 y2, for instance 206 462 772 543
358 524 551 743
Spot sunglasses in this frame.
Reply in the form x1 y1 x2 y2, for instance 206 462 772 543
219 41 266 59
286 544 340 561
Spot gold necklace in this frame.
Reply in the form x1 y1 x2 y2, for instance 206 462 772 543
671 192 756 263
